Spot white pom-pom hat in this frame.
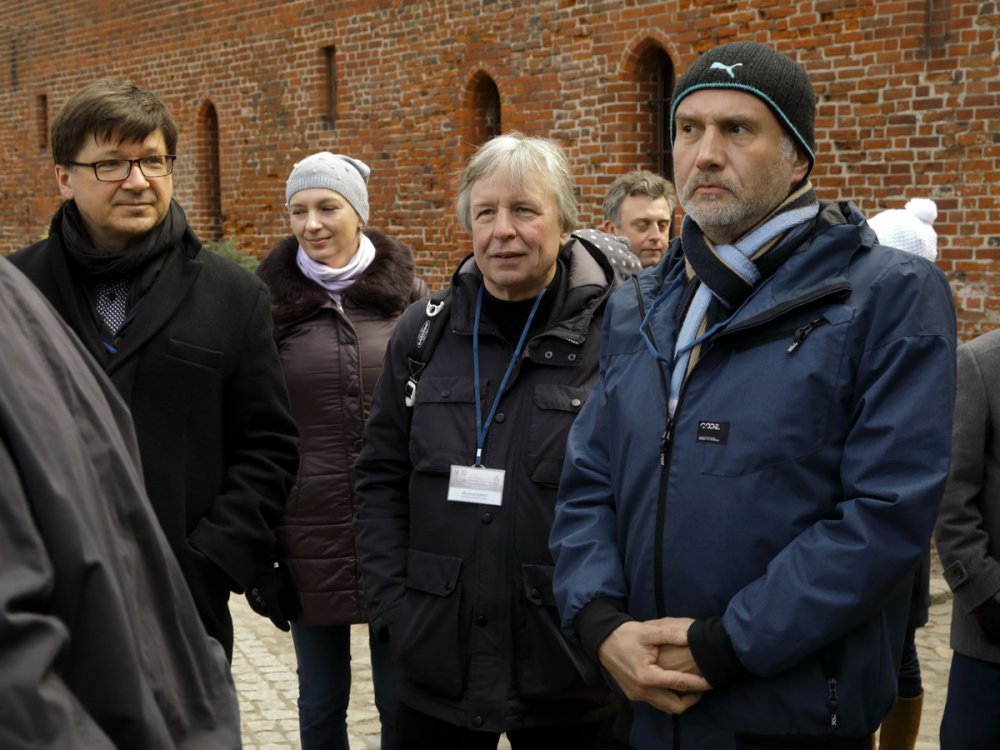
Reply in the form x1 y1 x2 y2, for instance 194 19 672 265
868 198 938 262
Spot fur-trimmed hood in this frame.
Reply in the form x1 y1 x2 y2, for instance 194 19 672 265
257 228 419 327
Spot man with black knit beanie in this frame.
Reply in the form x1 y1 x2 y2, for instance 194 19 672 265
551 40 956 749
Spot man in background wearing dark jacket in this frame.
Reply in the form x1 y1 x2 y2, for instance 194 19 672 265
936 329 1000 749
551 41 956 749
0 255 241 749
602 169 676 270
9 79 299 661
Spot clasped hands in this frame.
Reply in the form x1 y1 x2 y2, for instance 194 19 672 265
597 617 712 715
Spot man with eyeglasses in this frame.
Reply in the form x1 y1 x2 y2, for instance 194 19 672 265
10 79 300 663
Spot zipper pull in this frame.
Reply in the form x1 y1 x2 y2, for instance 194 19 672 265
827 677 839 727
787 317 827 354
660 417 674 466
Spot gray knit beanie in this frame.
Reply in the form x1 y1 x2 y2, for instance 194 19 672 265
670 41 817 174
285 152 370 224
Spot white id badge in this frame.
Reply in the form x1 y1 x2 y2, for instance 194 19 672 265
447 465 505 506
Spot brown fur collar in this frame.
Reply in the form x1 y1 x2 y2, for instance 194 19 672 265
257 228 417 327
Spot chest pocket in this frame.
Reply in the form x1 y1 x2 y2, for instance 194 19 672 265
166 338 223 370
692 304 854 477
409 376 483 473
527 384 589 486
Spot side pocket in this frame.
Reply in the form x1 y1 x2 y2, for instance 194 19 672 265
513 563 607 701
390 549 466 697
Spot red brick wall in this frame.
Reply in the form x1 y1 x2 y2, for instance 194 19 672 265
1 1 996 337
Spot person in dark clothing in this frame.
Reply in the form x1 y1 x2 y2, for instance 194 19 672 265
0 255 241 750
936 327 1000 750
8 79 300 662
602 169 677 269
354 132 619 749
550 41 956 750
257 151 428 750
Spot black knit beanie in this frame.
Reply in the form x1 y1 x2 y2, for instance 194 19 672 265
670 41 817 174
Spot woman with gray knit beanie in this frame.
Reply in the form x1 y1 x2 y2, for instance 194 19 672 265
256 151 428 750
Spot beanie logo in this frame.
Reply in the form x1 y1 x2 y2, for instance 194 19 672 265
709 61 744 78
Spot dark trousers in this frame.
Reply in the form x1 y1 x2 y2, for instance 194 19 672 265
897 623 923 698
291 623 397 750
940 651 1000 750
394 701 606 750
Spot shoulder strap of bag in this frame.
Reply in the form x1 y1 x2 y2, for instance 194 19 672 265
404 288 451 407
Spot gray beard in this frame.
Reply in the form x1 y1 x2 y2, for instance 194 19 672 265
682 196 756 241
680 156 796 244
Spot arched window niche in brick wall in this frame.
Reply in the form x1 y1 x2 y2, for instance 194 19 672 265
618 34 677 183
459 68 502 160
189 99 223 242
638 44 675 182
474 76 501 143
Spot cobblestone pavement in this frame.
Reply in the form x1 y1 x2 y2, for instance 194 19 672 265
232 552 954 750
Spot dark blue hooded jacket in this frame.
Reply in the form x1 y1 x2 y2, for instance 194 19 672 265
551 202 956 749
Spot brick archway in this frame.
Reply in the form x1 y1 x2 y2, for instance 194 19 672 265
458 67 504 162
613 32 679 180
188 99 223 242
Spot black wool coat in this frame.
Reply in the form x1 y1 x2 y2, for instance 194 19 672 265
10 212 300 659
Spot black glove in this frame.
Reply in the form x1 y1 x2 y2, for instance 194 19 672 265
972 591 1000 643
245 561 301 632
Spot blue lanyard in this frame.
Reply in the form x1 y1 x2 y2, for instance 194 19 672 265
639 273 736 366
472 284 547 467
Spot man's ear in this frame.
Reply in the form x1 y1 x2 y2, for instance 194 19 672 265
55 164 75 201
790 149 810 186
602 219 618 235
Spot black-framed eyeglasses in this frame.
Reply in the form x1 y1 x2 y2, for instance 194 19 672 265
66 155 176 182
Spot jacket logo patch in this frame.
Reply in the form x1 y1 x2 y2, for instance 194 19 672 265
696 420 730 445
415 319 432 349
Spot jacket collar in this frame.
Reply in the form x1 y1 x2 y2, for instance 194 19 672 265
42 220 202 371
448 237 615 346
257 228 418 328
648 201 870 329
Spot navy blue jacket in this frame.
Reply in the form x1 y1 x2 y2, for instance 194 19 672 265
551 203 956 749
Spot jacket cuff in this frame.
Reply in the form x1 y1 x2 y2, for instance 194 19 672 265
688 617 752 688
188 530 243 592
575 597 635 661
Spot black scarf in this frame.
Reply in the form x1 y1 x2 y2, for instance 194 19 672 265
680 182 819 312
59 198 188 281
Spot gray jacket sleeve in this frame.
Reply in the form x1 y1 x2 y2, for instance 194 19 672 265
0 257 242 750
936 335 1000 650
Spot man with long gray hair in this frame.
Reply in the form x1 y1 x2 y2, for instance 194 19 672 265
355 132 619 748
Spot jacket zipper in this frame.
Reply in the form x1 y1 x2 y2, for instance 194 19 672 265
827 677 839 728
786 317 827 354
653 413 675 618
713 282 850 344
660 417 673 467
822 650 839 728
633 272 675 623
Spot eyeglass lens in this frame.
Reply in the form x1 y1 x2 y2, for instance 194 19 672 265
95 156 174 181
